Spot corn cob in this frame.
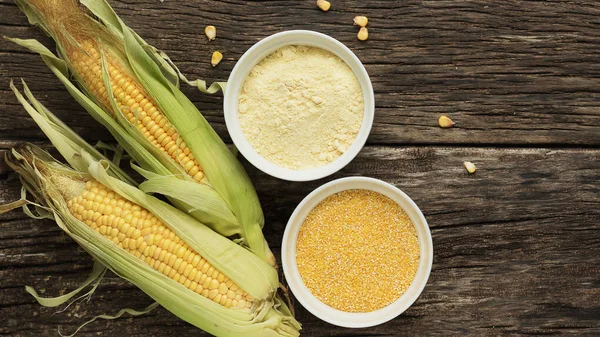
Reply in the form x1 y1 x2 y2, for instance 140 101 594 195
20 0 204 183
70 40 205 183
68 179 252 309
11 0 274 265
1 144 300 337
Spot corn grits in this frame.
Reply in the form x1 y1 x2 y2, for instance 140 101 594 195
296 189 420 313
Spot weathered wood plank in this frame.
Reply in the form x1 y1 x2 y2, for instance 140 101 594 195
1 0 599 146
1 0 599 336
1 146 599 336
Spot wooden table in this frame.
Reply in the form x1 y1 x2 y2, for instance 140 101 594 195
1 1 599 336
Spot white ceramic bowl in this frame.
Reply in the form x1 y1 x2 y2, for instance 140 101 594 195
224 30 375 181
281 177 433 328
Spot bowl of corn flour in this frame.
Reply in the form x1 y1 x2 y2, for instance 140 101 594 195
224 30 375 181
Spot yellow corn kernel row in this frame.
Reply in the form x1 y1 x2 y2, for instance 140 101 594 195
66 180 253 309
68 40 205 182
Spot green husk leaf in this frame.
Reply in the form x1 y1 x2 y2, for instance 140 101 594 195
9 79 136 186
150 46 227 94
0 198 28 214
0 196 51 222
133 164 241 237
93 141 126 165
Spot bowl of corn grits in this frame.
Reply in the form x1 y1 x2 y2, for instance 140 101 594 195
224 30 375 181
281 177 433 328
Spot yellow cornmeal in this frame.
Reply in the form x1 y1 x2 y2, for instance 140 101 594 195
296 190 420 313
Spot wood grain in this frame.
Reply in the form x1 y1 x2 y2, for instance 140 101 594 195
1 0 599 147
1 0 599 336
1 146 599 336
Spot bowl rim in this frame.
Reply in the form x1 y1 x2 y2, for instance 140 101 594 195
281 176 434 328
224 30 375 182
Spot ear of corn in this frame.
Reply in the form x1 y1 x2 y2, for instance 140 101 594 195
2 144 300 337
5 37 183 179
10 0 275 265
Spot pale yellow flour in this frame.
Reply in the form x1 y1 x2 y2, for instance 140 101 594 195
238 45 364 170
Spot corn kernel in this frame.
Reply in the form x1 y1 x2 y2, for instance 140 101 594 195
464 161 477 173
168 253 177 266
358 27 369 41
317 0 330 11
438 115 455 128
211 51 223 67
202 277 212 289
183 263 193 277
353 16 368 27
189 268 198 282
205 25 216 41
209 290 219 300
190 281 198 292
173 257 183 271
218 283 228 295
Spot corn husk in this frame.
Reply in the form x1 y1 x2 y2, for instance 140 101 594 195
1 144 300 337
9 0 273 264
9 79 134 185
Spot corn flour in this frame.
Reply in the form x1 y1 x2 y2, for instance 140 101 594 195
238 45 364 170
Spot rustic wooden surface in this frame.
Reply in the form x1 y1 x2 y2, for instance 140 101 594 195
1 0 599 336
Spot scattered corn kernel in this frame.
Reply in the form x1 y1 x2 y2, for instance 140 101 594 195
464 161 477 174
438 115 455 128
204 25 216 41
357 27 369 41
211 51 223 67
353 16 368 27
296 189 420 313
317 0 330 11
